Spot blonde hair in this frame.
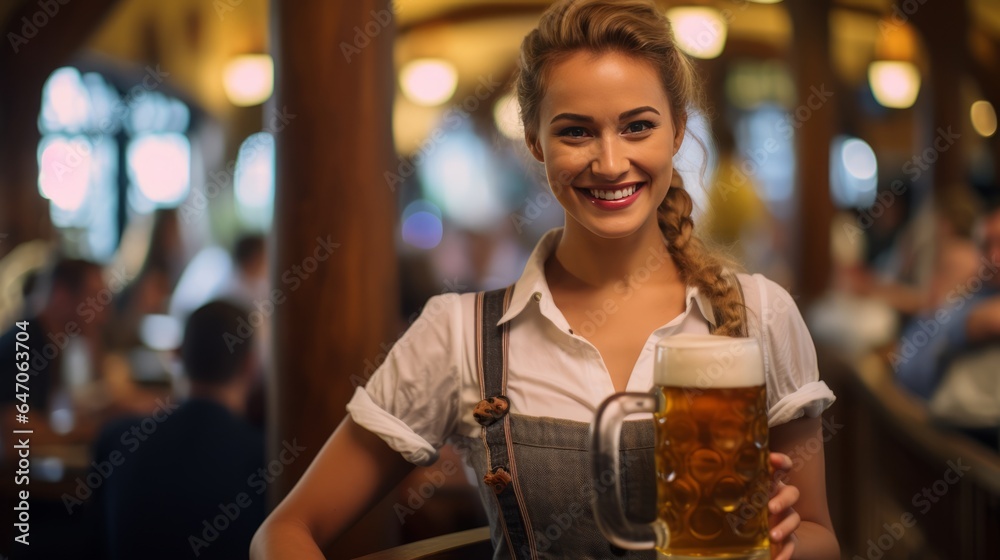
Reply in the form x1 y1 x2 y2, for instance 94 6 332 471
515 0 747 337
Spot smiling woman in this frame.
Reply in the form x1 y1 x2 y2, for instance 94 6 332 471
527 51 678 241
250 1 839 559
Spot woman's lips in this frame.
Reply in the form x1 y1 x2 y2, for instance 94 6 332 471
576 182 645 210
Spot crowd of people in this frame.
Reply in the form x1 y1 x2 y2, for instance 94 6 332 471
0 216 270 559
840 186 1000 448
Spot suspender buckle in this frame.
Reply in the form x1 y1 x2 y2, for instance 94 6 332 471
473 395 510 427
483 466 512 495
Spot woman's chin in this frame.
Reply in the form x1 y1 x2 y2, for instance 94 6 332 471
575 218 655 241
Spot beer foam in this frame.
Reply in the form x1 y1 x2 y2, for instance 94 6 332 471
654 333 764 388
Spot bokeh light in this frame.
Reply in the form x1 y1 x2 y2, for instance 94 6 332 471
493 93 524 141
971 100 997 138
666 7 727 60
127 133 191 205
38 136 92 211
400 59 459 106
401 200 444 250
223 54 275 107
868 61 920 109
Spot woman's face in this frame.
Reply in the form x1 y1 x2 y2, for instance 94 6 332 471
529 50 683 240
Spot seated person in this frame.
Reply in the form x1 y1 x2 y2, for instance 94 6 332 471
894 200 1000 399
90 300 265 559
0 258 108 443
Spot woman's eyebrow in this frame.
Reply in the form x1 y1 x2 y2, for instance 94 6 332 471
619 106 660 120
549 106 661 124
550 112 593 124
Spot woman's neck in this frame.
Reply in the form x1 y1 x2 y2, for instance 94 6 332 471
549 218 681 290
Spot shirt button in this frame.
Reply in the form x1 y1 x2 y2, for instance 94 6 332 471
532 292 542 302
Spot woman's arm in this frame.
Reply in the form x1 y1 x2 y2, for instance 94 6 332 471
250 416 415 559
768 415 840 560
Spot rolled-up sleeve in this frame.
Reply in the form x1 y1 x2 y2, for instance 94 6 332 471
755 275 836 427
346 293 464 466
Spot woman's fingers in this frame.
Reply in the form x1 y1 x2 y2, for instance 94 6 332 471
769 452 793 472
770 507 800 542
773 534 797 560
769 482 800 517
766 452 799 560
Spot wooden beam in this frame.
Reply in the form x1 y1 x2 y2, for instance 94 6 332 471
787 0 837 302
270 1 401 557
907 0 969 197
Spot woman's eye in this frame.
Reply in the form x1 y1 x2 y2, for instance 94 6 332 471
558 127 589 138
625 121 655 134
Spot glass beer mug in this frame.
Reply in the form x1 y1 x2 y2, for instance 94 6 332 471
591 333 770 559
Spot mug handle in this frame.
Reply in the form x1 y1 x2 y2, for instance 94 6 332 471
589 392 670 551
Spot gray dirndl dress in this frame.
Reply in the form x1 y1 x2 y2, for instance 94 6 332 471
460 287 668 559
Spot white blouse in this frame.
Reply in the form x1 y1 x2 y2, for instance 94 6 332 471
347 228 836 466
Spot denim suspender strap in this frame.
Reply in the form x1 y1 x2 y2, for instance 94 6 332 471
475 287 537 559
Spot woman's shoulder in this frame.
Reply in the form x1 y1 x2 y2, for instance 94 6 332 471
733 272 808 336
409 291 476 333
734 273 799 308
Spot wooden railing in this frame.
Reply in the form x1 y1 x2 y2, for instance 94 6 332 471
352 526 492 560
820 346 1000 560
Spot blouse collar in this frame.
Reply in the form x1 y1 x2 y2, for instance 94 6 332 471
497 228 716 328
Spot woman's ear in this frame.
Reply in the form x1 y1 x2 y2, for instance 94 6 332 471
526 133 544 163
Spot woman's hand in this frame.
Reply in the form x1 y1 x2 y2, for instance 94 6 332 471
768 453 800 560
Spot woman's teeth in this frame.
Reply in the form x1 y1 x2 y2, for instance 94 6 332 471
589 185 638 201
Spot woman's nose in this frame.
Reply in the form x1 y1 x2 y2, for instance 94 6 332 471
590 136 629 179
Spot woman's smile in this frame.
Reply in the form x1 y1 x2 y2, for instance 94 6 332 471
530 50 681 240
575 181 647 210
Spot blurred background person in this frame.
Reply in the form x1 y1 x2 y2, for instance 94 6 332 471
89 300 265 560
215 233 270 430
107 209 187 351
0 257 110 443
894 199 1000 401
218 233 269 304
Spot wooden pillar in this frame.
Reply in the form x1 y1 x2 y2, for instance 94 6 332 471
270 0 400 556
909 0 968 198
788 0 837 302
0 0 121 258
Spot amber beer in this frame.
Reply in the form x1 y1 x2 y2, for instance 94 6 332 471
654 334 769 558
591 333 769 559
